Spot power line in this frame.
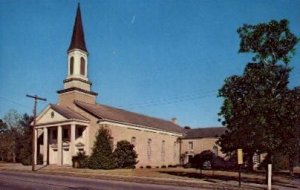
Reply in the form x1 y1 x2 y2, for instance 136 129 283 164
120 91 217 109
26 94 47 172
0 96 32 109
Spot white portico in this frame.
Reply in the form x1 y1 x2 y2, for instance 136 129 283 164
35 105 89 165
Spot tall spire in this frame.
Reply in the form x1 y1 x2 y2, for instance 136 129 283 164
68 3 87 52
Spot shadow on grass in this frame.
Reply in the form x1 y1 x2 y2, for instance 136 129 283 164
159 171 265 184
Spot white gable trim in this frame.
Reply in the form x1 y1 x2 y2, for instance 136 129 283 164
36 105 67 125
98 120 183 137
36 105 52 122
35 120 89 128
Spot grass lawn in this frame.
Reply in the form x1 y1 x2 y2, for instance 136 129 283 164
1 162 299 189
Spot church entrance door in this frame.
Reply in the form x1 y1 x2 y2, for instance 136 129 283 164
63 148 71 165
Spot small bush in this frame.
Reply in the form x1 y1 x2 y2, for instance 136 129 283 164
258 153 289 171
20 153 43 165
21 157 31 165
139 166 144 169
146 165 152 169
183 163 191 168
72 151 88 168
168 164 176 168
161 165 166 168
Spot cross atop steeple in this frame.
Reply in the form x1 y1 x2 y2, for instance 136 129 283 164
68 3 87 52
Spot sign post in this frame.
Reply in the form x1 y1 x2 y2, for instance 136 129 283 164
237 149 243 187
268 164 272 190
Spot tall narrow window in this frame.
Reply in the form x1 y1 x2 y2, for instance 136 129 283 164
173 142 177 161
188 141 193 150
131 137 136 146
161 140 165 162
80 57 85 76
70 57 74 75
110 137 114 149
147 139 152 161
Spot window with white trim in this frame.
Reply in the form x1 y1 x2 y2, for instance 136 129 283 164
161 140 165 162
131 136 136 146
173 141 177 161
188 141 193 150
147 139 152 161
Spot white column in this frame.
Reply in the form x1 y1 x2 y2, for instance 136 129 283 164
57 126 62 165
85 126 89 155
71 124 76 156
43 127 48 165
34 129 38 165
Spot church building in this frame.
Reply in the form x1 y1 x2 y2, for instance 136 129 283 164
34 5 183 168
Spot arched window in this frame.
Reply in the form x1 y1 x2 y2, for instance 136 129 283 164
131 136 136 146
80 57 85 76
147 139 152 161
70 57 74 75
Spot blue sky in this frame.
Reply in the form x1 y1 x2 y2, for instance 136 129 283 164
0 0 299 128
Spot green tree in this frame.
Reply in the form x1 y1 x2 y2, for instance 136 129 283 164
279 88 300 175
0 119 8 161
88 127 116 169
2 110 22 162
113 140 138 168
238 19 298 65
218 63 292 170
18 114 34 165
218 19 299 175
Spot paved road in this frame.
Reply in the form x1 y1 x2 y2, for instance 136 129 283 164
0 171 202 190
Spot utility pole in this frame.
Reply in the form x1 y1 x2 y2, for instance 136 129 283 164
26 94 46 171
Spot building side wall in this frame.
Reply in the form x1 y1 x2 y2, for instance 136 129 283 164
181 138 224 158
86 122 181 168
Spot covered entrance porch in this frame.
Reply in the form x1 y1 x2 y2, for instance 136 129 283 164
35 120 89 166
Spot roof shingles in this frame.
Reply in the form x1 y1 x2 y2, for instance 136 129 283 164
50 104 88 121
183 127 226 139
74 100 183 134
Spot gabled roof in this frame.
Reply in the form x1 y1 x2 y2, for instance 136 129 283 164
50 104 88 121
183 127 226 139
74 100 183 134
68 4 87 52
